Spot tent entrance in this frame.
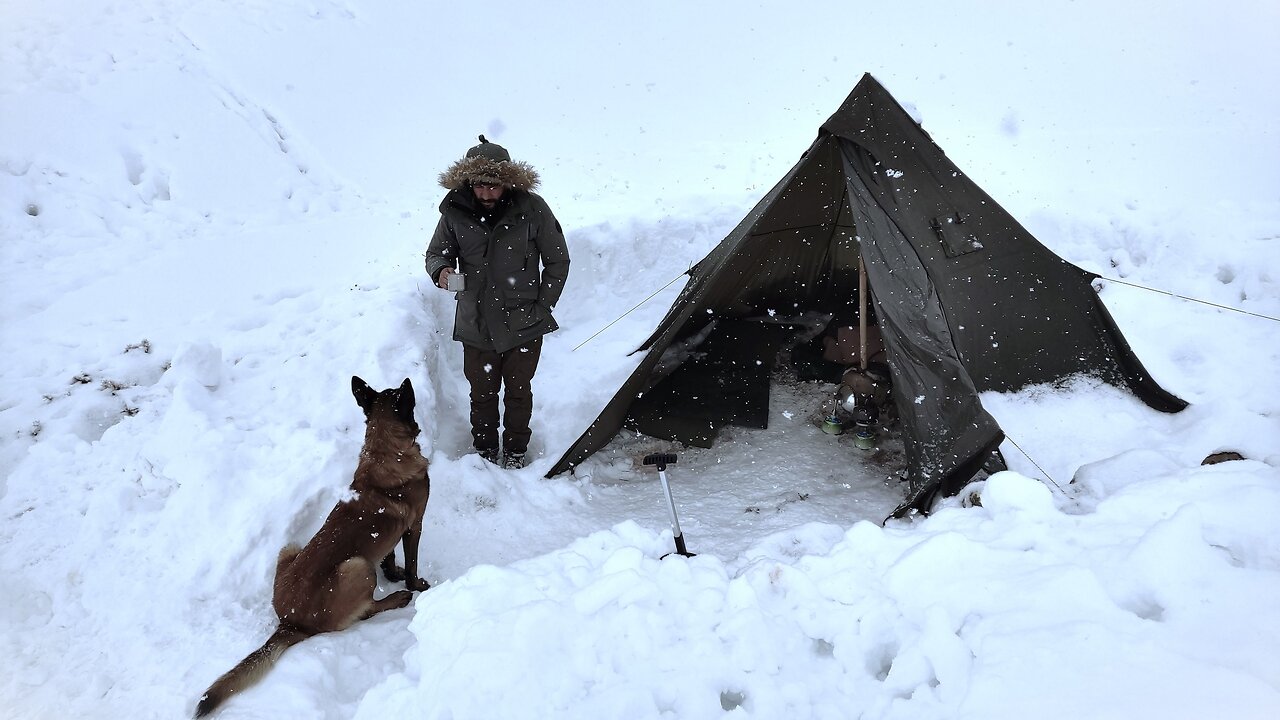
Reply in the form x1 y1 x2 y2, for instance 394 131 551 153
625 318 809 447
622 136 880 449
624 283 887 450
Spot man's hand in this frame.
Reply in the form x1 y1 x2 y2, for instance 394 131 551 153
436 267 454 290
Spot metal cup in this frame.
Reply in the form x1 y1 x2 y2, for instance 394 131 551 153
446 272 466 291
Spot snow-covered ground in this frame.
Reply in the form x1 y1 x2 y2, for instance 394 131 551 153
2 1 1278 719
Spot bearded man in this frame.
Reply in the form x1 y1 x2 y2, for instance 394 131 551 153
425 136 570 469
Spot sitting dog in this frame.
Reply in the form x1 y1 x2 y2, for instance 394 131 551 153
195 376 431 717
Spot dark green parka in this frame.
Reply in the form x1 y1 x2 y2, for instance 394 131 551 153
425 158 570 354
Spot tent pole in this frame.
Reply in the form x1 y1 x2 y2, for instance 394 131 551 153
858 255 869 370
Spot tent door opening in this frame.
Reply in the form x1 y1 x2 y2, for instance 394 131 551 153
624 244 894 457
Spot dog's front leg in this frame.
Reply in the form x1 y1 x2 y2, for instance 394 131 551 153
380 550 405 583
401 515 429 591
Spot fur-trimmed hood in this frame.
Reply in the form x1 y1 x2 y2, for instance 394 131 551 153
438 135 540 191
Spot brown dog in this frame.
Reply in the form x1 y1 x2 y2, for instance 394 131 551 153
195 376 431 717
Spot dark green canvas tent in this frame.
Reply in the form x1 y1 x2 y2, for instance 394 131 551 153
548 73 1185 516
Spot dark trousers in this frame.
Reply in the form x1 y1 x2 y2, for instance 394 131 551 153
462 338 543 454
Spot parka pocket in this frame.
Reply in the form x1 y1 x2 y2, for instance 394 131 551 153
505 302 543 332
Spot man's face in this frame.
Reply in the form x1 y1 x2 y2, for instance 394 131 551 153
472 182 505 210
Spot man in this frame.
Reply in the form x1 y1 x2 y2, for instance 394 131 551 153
425 136 570 469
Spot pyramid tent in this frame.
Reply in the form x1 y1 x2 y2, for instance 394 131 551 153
548 73 1185 516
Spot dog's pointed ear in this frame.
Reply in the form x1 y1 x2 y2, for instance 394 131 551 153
352 376 377 411
395 378 416 417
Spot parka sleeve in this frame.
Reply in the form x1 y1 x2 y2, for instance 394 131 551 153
534 205 570 311
424 215 458 284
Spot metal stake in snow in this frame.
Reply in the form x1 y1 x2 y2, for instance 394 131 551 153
643 452 694 557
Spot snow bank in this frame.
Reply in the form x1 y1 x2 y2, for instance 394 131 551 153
353 465 1280 720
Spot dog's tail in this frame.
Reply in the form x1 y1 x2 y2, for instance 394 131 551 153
194 623 309 718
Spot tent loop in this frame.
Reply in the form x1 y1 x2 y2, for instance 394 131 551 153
1001 434 1065 496
1098 275 1280 323
572 270 688 352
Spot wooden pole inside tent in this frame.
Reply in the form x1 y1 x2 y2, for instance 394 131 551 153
858 255 869 370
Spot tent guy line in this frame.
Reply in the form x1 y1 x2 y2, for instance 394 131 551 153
1001 434 1064 495
1099 275 1280 323
572 270 689 352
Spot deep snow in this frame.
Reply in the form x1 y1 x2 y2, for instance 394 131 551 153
2 1 1279 719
